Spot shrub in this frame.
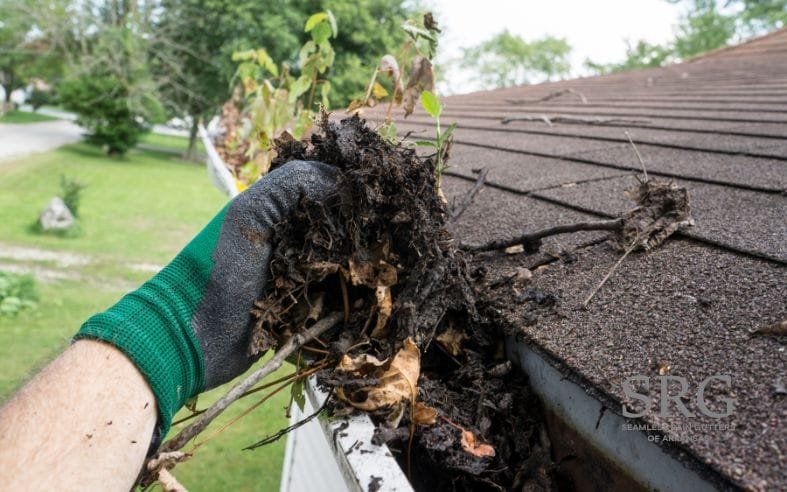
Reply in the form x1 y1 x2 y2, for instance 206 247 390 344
0 271 37 316
59 73 148 155
28 89 51 111
60 174 85 217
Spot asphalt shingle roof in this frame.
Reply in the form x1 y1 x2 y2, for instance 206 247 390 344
369 27 786 490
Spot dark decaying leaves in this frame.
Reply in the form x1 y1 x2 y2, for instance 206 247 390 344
248 115 550 490
610 179 695 252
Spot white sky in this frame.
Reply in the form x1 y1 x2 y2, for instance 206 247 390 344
428 0 684 94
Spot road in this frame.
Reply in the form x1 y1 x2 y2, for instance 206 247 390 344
0 119 84 162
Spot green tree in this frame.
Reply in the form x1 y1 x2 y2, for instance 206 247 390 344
672 0 737 58
59 27 163 155
587 0 786 75
152 0 415 158
584 40 673 75
735 0 787 35
459 31 571 89
0 0 61 110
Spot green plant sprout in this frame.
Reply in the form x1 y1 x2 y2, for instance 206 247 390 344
414 90 456 189
226 11 337 187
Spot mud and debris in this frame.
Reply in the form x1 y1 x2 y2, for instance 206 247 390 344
251 114 553 491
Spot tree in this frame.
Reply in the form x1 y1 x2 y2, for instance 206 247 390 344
586 0 787 75
152 0 415 159
459 31 571 90
584 40 674 75
672 0 737 59
0 0 61 110
59 27 163 155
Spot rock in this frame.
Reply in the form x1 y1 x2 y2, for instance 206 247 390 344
39 197 75 231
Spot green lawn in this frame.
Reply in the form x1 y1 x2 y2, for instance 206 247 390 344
139 132 206 156
0 143 289 491
0 110 59 124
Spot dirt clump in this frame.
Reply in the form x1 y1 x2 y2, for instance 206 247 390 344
251 114 553 491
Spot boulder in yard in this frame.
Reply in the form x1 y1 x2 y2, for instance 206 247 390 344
39 197 75 231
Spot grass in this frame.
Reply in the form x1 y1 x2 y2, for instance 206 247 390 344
139 132 206 156
0 143 225 268
0 142 289 491
0 110 59 124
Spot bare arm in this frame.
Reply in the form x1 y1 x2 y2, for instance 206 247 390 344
0 340 157 491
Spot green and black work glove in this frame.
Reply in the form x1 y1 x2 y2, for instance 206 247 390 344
75 160 337 438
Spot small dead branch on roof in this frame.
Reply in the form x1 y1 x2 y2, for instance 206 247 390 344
450 168 489 222
460 219 624 253
507 88 588 105
501 115 649 127
582 179 695 307
751 320 787 337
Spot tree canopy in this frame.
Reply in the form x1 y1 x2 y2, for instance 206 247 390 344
586 0 787 75
458 31 572 90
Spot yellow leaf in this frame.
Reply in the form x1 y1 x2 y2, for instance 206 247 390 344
372 81 389 99
435 325 467 356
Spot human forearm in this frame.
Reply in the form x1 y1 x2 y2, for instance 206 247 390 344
0 340 157 491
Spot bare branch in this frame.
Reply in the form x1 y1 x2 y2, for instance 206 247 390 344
460 219 623 253
450 168 488 222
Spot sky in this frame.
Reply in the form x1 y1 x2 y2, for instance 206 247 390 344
428 0 684 94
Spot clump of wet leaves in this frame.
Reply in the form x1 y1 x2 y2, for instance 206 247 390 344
250 114 553 490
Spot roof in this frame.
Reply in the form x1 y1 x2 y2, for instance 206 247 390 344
368 28 787 490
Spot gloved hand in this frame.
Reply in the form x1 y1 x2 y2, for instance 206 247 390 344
75 160 337 437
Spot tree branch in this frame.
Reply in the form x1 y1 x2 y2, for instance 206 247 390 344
460 218 623 253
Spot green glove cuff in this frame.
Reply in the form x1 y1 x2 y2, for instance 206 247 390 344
75 205 228 437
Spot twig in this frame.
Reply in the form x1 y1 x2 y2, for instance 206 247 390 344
508 88 588 105
450 168 489 222
244 388 334 450
461 219 623 253
156 312 343 454
501 115 648 126
625 131 648 181
582 242 637 308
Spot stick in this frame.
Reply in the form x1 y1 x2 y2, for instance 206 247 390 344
450 168 488 222
625 131 648 181
508 88 588 105
582 243 636 308
501 115 648 126
461 218 623 253
159 312 343 453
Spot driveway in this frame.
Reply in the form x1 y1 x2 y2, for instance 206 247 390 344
0 120 83 162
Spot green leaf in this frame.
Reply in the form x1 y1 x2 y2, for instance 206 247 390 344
421 90 441 118
377 121 398 144
299 41 317 67
326 10 338 38
256 49 279 77
232 49 255 62
320 80 331 108
438 122 457 145
401 21 435 42
291 379 306 412
310 21 331 44
289 75 311 103
304 12 329 32
414 140 437 147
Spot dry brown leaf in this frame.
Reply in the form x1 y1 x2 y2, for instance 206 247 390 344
379 55 400 80
302 261 340 278
512 267 533 288
412 402 438 426
371 284 393 338
460 430 496 458
402 56 435 117
336 338 420 412
436 325 467 356
337 353 388 372
346 99 365 113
